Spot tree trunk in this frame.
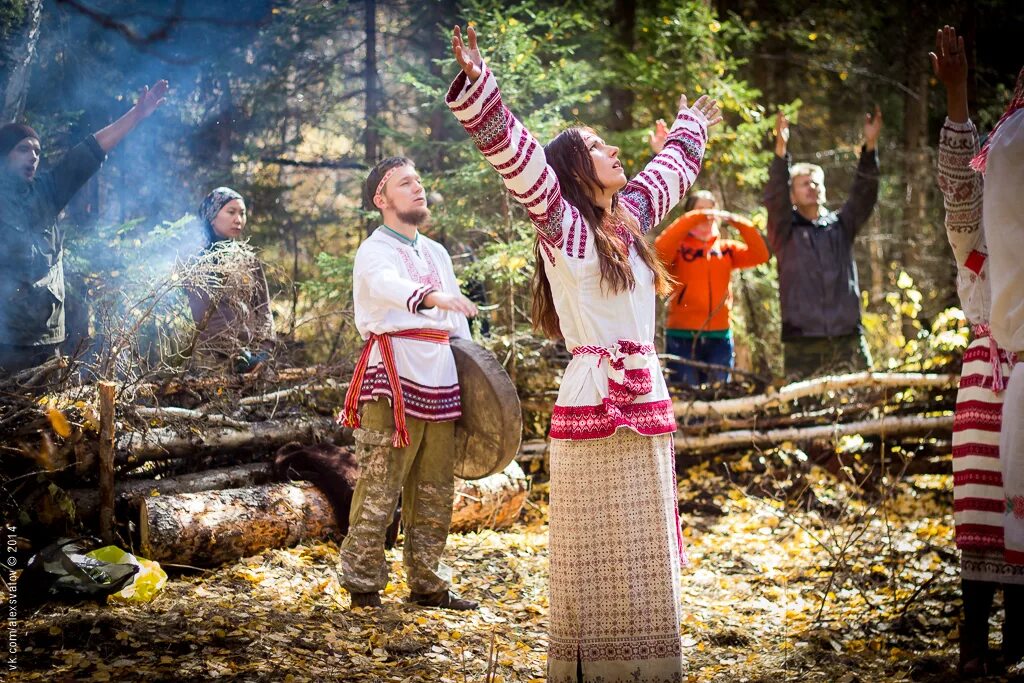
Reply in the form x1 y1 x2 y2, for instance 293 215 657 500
139 481 339 567
0 0 43 122
363 0 380 236
450 461 529 533
605 0 636 132
898 14 931 282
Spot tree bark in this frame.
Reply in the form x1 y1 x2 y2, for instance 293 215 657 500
69 462 272 522
98 382 116 543
363 0 380 236
116 415 341 466
605 0 636 132
450 462 529 533
139 481 339 567
137 467 531 567
0 0 42 122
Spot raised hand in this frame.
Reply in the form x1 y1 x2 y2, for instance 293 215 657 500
134 80 168 120
864 105 882 151
929 25 969 123
679 94 723 128
648 118 669 154
774 111 790 156
452 25 483 83
929 25 968 90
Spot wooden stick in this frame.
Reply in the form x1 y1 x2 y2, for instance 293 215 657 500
97 381 117 544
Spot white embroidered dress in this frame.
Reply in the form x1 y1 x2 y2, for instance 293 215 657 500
446 64 708 440
351 227 471 421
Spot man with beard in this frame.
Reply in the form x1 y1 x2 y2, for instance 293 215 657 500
0 80 168 374
338 156 479 610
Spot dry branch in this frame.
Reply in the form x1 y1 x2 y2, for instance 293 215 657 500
133 405 249 428
674 371 956 419
675 414 953 452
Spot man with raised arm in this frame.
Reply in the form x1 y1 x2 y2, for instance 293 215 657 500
337 156 479 611
0 80 168 374
764 107 881 379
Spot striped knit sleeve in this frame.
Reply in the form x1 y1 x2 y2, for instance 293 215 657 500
620 109 708 234
446 64 581 254
937 117 984 271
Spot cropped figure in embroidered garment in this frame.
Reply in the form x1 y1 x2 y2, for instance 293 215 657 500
337 156 479 612
184 187 276 374
931 25 1024 677
649 167 769 386
0 80 168 375
764 100 881 380
448 24 721 682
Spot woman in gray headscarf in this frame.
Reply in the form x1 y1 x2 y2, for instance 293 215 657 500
186 187 275 372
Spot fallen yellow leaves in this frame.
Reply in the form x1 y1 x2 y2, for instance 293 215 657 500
9 452 966 682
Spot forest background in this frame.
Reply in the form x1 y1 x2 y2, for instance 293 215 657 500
1 0 1022 431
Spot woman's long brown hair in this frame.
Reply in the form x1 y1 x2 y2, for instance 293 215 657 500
531 127 673 340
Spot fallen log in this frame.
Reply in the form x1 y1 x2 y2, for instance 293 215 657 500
450 462 529 533
116 415 341 466
137 464 532 567
674 372 957 419
69 462 272 521
139 481 338 567
676 414 953 453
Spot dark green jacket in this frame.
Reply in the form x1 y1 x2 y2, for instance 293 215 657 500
0 136 105 346
763 148 879 340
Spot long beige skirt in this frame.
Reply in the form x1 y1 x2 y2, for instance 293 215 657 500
547 428 684 683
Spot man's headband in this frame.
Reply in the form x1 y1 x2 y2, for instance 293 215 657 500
372 165 403 207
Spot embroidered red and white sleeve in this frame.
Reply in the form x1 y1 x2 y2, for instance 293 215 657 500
354 243 436 315
446 64 581 253
937 118 985 273
620 109 708 234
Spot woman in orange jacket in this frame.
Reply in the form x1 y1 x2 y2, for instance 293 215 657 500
654 190 770 386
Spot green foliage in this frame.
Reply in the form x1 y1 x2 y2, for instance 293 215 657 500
862 269 967 372
0 0 26 38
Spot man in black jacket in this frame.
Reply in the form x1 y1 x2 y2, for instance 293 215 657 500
764 108 882 379
0 80 167 374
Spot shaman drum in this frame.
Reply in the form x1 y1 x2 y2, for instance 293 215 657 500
450 338 522 480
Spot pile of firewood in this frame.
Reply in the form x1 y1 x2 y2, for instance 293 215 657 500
1 365 529 568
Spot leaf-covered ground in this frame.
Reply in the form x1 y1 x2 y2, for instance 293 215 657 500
10 453 1016 682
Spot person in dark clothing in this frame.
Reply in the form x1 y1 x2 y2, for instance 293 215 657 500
185 187 275 373
0 80 168 375
764 108 882 380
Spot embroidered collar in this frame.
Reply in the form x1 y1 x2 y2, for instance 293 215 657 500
380 224 419 249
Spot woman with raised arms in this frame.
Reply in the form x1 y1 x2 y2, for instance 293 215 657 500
446 25 721 682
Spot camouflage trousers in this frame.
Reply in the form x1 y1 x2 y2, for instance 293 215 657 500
783 333 872 380
339 399 456 595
